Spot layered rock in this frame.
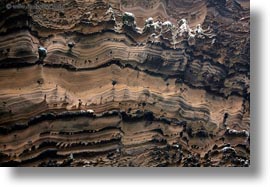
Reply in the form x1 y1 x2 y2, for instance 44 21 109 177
0 0 250 167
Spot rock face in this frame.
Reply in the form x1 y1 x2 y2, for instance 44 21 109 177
0 0 250 167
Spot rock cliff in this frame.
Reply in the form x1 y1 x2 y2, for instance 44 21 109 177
0 0 250 167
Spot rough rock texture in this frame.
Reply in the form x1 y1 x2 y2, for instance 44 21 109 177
0 0 250 167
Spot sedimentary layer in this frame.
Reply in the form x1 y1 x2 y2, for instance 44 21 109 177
0 0 250 167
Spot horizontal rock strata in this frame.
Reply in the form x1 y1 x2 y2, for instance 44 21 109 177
0 0 250 167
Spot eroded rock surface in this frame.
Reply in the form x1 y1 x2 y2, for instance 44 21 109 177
0 0 250 167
